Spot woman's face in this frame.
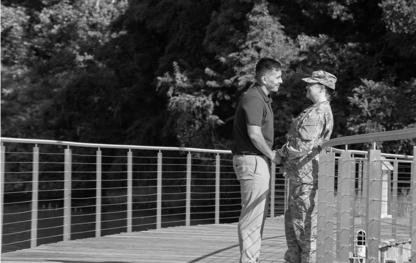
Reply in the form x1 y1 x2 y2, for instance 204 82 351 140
306 83 323 102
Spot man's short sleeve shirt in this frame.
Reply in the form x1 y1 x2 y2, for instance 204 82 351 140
232 86 274 154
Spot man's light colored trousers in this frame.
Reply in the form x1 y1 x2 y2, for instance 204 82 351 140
233 155 270 263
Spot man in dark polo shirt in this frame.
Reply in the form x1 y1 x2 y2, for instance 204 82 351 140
232 58 283 263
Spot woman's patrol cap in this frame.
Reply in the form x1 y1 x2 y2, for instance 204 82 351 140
302 70 337 90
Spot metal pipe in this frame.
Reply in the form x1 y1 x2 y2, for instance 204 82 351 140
0 137 231 154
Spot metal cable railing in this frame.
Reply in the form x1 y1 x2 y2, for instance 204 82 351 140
317 127 416 263
0 138 286 254
1 127 415 262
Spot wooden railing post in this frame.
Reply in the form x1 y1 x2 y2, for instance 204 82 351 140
336 150 355 261
0 144 5 255
215 153 220 224
96 148 102 238
64 147 72 241
366 149 382 263
317 151 336 262
157 151 162 229
186 152 191 227
357 160 363 217
284 177 289 212
357 160 362 198
380 158 392 218
362 158 368 222
411 146 416 261
127 149 133 232
31 145 39 248
269 161 276 218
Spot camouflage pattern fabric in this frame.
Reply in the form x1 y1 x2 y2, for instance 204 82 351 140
278 101 333 263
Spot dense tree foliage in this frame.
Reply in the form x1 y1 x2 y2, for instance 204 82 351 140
2 0 415 152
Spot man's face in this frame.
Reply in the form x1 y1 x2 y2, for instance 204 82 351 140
262 69 283 93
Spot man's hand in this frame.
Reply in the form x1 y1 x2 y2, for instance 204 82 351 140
247 125 276 161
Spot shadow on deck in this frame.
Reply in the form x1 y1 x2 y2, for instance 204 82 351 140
2 217 287 263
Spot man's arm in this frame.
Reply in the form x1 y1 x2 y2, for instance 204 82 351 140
247 125 276 161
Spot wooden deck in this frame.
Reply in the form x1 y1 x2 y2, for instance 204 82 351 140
2 217 287 263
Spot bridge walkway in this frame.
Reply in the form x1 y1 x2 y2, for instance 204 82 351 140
2 217 287 263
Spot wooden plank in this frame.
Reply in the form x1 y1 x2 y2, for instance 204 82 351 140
2 218 286 263
362 159 368 229
366 149 382 263
392 159 398 240
380 158 392 218
357 159 363 211
326 152 336 261
317 151 329 262
3 215 410 263
284 177 289 212
269 161 276 218
323 127 416 147
336 150 354 262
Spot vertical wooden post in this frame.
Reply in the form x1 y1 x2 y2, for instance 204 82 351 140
64 147 72 241
31 145 39 248
380 159 392 218
336 151 355 262
127 150 133 232
351 159 357 223
362 159 368 227
186 152 191 227
96 148 102 238
366 149 382 263
269 161 276 218
357 160 363 217
284 177 289 212
215 153 220 224
411 146 416 261
387 161 392 216
391 159 398 240
327 153 336 261
317 151 336 262
156 151 162 229
0 144 6 255
358 160 363 197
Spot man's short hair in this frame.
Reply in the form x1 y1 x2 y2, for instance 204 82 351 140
255 58 282 81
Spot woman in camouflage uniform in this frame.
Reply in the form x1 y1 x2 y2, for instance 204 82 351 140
277 70 337 263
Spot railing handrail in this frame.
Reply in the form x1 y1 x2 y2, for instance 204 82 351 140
1 130 415 258
323 127 416 148
0 137 232 154
330 147 414 160
1 127 415 156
